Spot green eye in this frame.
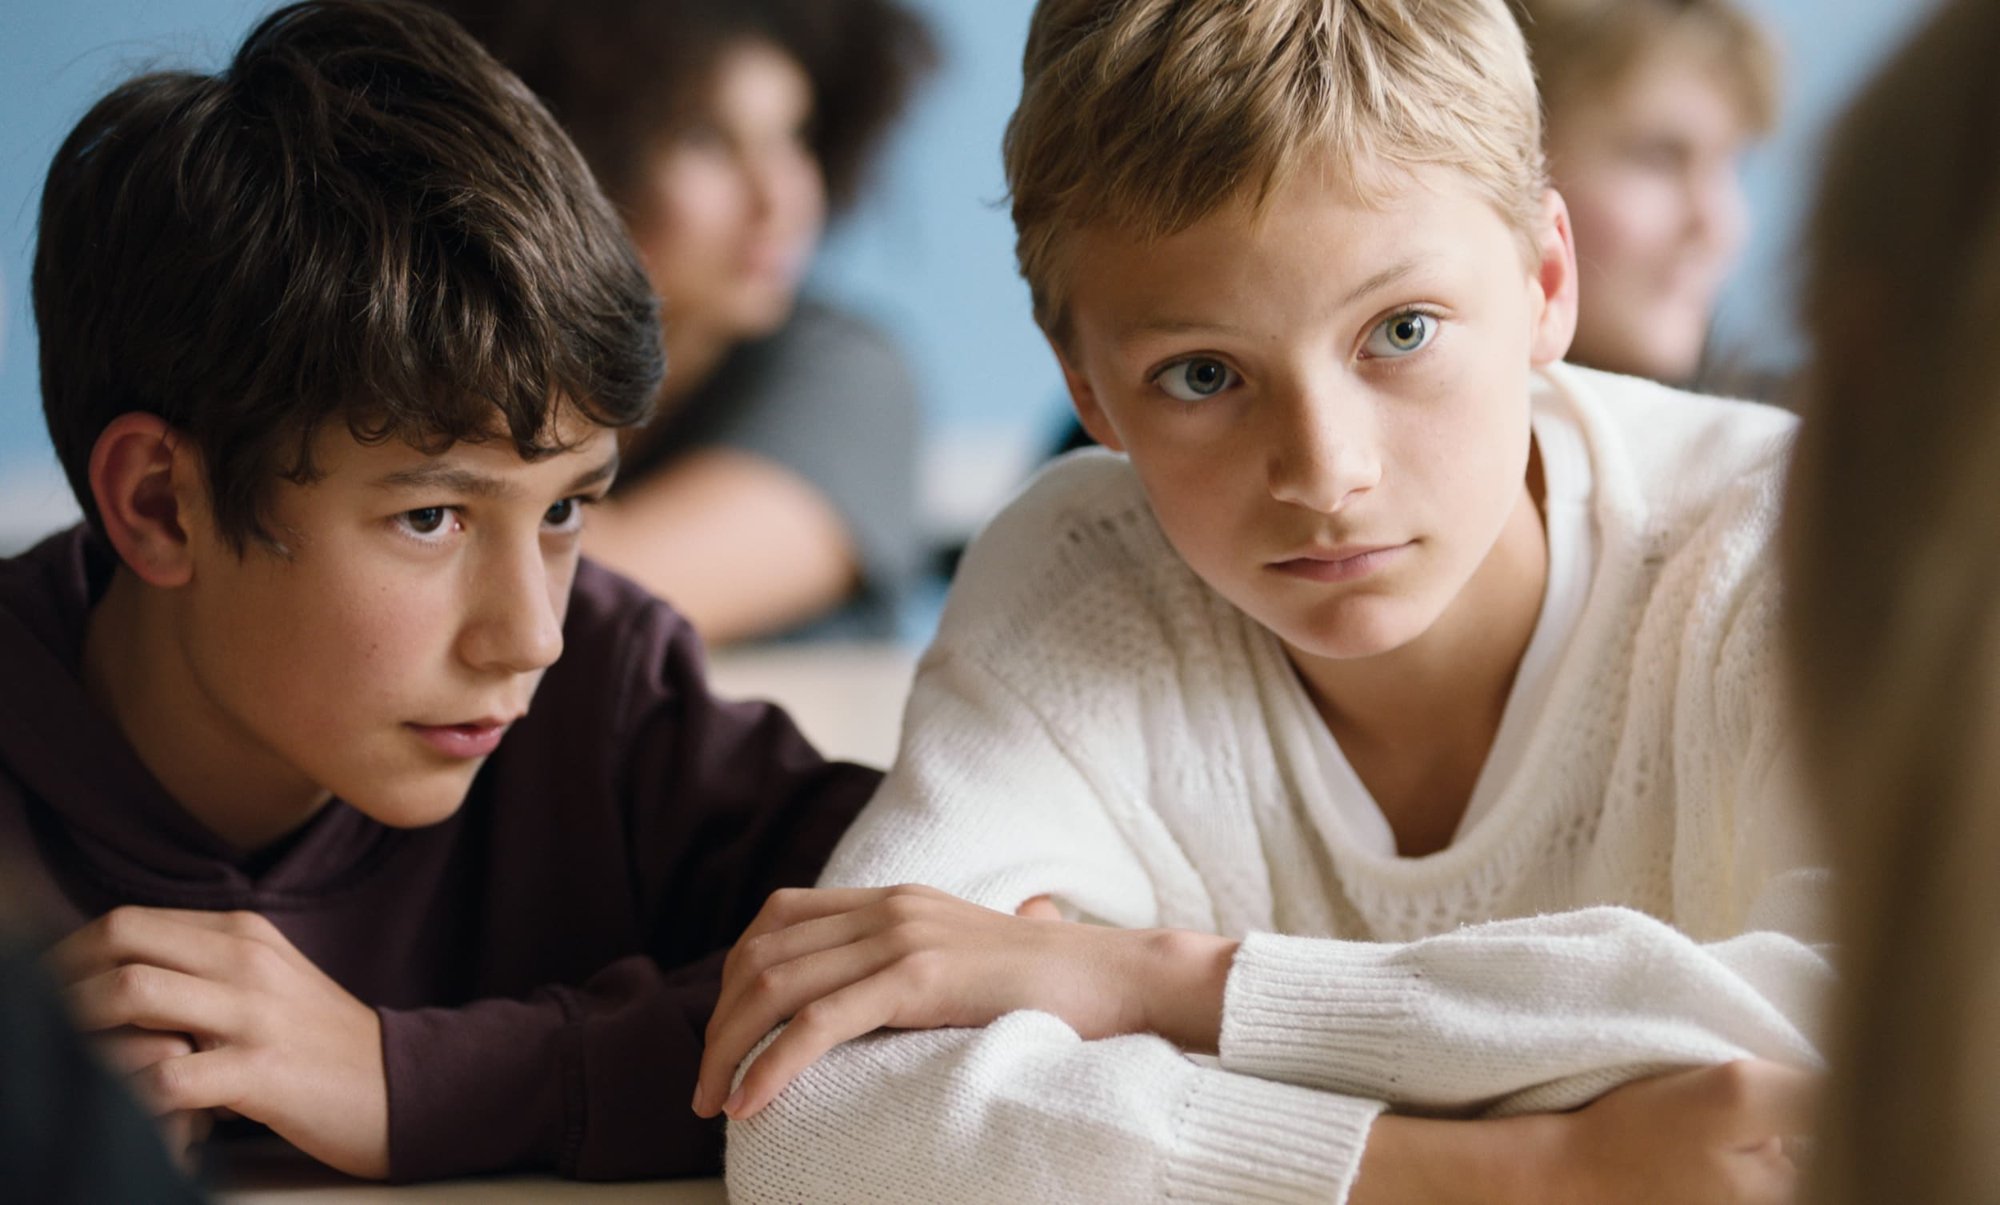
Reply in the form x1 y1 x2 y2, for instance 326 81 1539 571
1365 312 1437 358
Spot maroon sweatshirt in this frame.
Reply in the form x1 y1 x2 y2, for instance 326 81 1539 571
0 527 879 1182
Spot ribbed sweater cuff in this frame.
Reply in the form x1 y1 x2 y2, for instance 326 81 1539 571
1164 1065 1384 1203
1218 931 1419 1097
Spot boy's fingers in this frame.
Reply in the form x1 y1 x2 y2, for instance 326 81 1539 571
717 907 884 1016
699 933 905 1116
159 1108 216 1175
726 978 896 1121
48 907 260 986
1015 895 1062 920
131 1047 252 1116
739 887 902 944
91 1026 196 1076
67 963 244 1041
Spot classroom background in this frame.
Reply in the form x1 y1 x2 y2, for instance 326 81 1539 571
0 0 1930 590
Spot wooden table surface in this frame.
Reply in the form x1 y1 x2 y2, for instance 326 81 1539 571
211 1140 725 1204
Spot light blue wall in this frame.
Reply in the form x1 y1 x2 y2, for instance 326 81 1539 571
0 1 270 479
1710 0 1942 373
0 0 1935 493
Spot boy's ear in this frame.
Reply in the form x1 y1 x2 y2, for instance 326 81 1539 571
89 413 201 588
1527 189 1580 368
1050 340 1126 453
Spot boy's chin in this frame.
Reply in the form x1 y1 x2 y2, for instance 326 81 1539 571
343 770 480 830
1270 599 1438 665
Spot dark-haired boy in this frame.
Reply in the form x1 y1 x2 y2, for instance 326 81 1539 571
0 0 875 1183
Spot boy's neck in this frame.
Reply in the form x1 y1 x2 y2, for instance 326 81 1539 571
81 568 333 857
1289 461 1551 857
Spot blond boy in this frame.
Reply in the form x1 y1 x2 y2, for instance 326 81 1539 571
705 1 1827 1201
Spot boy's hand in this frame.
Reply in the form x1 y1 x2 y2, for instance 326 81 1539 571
1350 1061 1814 1205
91 1026 214 1171
49 906 389 1179
693 884 1239 1120
1553 1060 1815 1205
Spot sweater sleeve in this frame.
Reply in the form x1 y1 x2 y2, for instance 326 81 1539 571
727 1013 1385 1204
380 575 880 1182
1217 902 1829 1119
809 649 1167 921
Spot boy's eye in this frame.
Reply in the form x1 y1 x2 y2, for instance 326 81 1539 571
1362 312 1437 359
544 497 583 530
403 507 449 535
1155 357 1239 402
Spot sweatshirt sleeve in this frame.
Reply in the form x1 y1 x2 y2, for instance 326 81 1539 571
379 573 880 1182
379 953 725 1182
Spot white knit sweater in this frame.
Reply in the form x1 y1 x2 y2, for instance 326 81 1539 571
726 364 1832 1204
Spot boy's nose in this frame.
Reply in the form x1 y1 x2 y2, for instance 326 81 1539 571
1264 379 1381 514
461 544 566 675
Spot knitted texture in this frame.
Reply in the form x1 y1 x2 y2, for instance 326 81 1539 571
726 364 1830 1203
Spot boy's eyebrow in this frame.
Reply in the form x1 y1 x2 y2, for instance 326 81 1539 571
1337 257 1425 309
1112 257 1433 340
565 454 621 494
373 451 620 498
374 464 516 498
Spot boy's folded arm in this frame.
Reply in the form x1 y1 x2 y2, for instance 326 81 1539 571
1216 898 1831 1117
378 951 733 1183
825 652 1831 1118
725 1012 1812 1205
725 1010 1388 1205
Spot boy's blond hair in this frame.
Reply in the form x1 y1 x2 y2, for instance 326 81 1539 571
1511 0 1779 137
1004 0 1548 339
1782 0 2000 1202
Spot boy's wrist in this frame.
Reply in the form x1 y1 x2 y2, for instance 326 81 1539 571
1129 927 1239 1052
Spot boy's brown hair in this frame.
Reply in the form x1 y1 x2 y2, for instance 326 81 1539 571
1510 0 1780 138
33 0 664 551
1004 0 1547 340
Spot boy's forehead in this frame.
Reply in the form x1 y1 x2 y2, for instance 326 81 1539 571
309 416 620 493
1066 162 1506 337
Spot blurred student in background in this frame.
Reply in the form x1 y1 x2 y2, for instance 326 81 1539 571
1512 0 1779 391
432 0 935 643
1781 0 2000 1201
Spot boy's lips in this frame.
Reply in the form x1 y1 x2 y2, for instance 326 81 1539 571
1267 541 1411 583
405 716 517 760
